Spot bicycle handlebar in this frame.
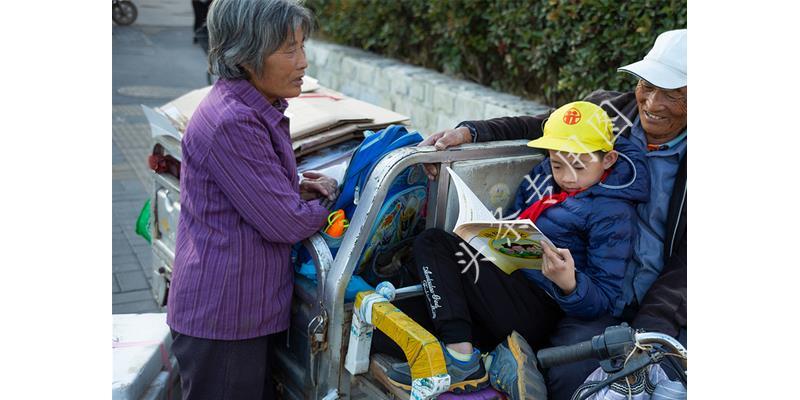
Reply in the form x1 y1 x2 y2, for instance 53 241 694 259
636 331 688 370
537 339 595 369
536 325 687 371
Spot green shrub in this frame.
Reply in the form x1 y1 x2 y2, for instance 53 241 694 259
305 0 686 106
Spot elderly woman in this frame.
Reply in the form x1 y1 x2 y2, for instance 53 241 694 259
166 0 335 398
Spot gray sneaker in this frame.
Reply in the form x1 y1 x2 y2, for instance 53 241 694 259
386 342 489 393
485 331 547 400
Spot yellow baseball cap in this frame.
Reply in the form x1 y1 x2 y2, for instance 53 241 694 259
527 101 615 153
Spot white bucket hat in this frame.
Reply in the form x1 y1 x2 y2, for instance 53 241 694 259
618 29 686 89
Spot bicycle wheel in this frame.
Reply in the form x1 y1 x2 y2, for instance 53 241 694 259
113 1 138 26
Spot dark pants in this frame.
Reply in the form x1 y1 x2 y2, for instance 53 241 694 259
171 330 276 400
373 228 627 399
410 228 564 351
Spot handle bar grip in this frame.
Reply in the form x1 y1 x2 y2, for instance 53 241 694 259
536 339 595 369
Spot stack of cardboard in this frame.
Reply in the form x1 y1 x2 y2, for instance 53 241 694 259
143 76 410 158
286 84 410 156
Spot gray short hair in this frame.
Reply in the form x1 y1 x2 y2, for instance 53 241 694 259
207 0 313 80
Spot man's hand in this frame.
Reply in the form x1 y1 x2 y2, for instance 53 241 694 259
541 242 577 295
300 171 338 201
418 126 473 180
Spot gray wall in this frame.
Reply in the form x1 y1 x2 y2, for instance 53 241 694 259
305 40 551 135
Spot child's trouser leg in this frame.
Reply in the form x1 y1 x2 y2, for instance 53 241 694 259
413 228 563 351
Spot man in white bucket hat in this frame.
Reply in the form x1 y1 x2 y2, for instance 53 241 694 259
618 29 688 148
619 28 687 89
405 29 688 399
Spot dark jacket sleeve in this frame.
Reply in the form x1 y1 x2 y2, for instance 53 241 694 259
463 114 549 143
462 90 637 143
631 219 687 337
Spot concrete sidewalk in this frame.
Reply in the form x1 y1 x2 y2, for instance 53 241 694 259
112 0 207 313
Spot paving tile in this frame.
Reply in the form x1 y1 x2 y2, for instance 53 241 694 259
114 208 143 219
131 240 152 255
112 142 126 164
114 199 148 212
113 275 121 293
115 182 148 193
113 219 140 234
113 195 148 206
134 251 153 275
113 289 155 304
113 300 160 314
112 223 125 234
115 223 141 237
142 267 154 280
112 180 130 193
113 238 134 256
116 271 151 291
131 239 151 251
113 235 128 247
113 254 143 272
131 238 151 251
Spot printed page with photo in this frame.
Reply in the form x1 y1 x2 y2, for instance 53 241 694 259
446 167 557 274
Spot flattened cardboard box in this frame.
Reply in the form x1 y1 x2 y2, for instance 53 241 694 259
145 77 409 144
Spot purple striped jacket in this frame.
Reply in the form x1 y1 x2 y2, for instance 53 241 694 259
167 78 328 340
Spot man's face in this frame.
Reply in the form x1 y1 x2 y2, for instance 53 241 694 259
635 80 687 144
246 26 308 103
548 150 618 192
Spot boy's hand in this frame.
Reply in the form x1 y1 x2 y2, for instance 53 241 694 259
541 242 577 295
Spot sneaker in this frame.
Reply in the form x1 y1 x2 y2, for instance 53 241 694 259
386 342 490 393
485 331 547 400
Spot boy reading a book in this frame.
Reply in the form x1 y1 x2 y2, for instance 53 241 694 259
387 101 650 399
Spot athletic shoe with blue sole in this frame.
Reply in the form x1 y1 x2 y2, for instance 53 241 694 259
485 331 547 400
386 342 490 394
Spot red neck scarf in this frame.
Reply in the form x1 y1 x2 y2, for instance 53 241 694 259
518 169 611 222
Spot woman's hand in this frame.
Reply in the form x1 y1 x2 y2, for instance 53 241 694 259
299 171 338 201
541 242 577 295
418 126 473 179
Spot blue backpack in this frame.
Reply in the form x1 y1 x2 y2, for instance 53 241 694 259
332 125 424 218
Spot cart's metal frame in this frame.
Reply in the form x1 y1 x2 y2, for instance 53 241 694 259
309 140 537 398
148 136 542 398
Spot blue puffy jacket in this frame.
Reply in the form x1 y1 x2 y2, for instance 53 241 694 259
509 135 650 319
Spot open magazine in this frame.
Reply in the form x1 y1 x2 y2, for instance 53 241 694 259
446 167 558 274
